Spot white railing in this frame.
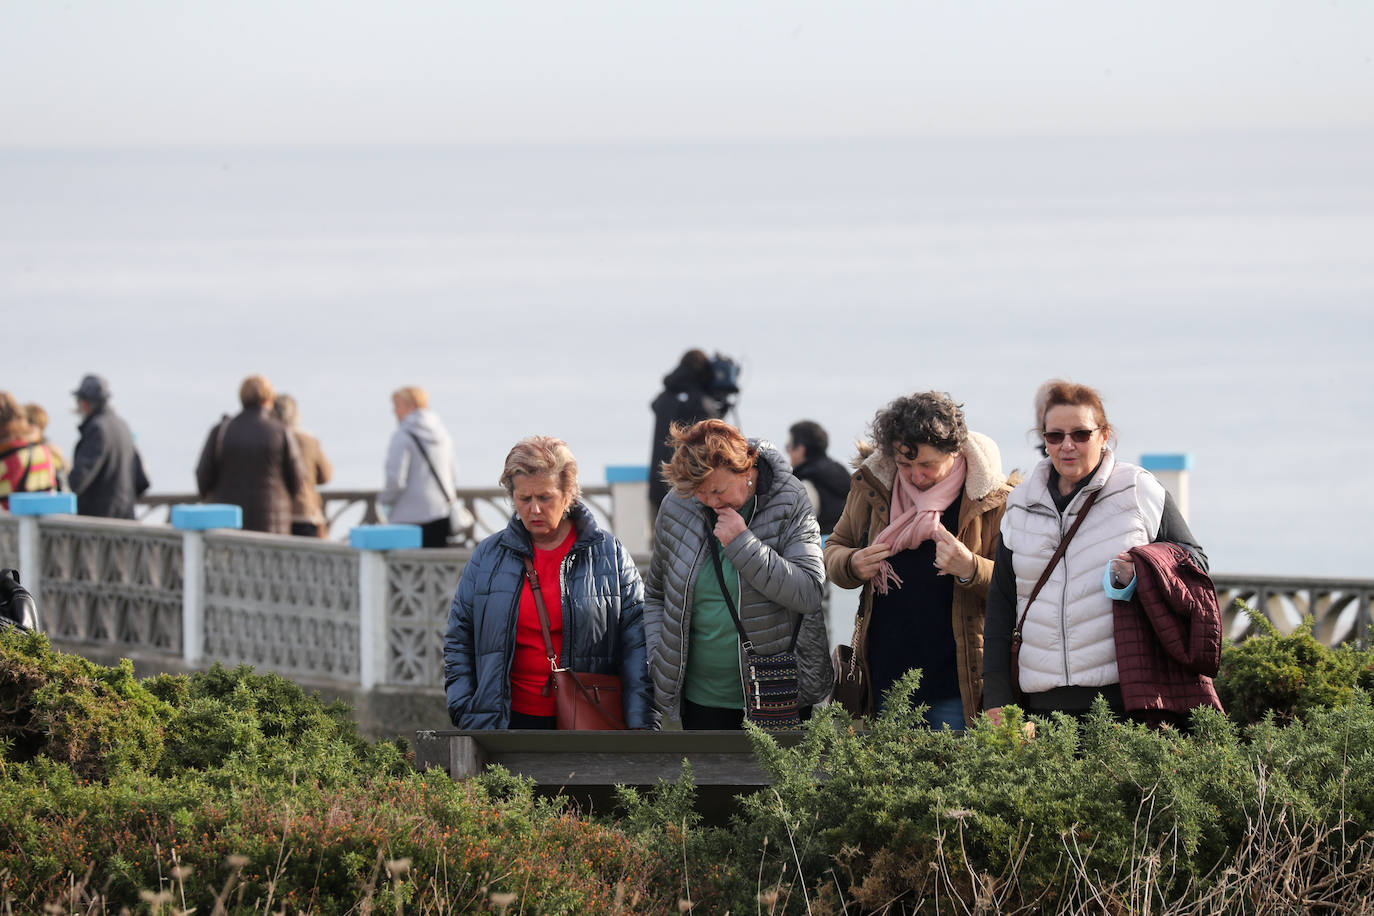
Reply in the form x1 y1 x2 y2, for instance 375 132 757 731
3 509 1370 696
136 485 623 549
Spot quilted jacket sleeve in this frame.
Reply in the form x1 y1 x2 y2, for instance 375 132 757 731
723 497 824 615
443 554 480 725
614 538 658 728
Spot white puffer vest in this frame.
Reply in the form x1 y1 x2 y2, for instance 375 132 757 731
1000 449 1165 694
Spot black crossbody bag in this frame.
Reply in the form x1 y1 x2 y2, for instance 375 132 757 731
706 521 804 731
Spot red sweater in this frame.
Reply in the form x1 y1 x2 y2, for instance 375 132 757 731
510 528 576 717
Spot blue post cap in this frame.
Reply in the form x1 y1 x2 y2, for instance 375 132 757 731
350 524 422 550
171 504 244 530
606 465 650 484
8 492 77 515
1140 453 1194 472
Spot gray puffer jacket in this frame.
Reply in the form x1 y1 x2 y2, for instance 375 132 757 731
644 441 831 724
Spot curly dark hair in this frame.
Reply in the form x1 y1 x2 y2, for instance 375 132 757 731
871 391 968 458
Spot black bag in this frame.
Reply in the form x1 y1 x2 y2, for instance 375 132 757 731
0 569 39 633
707 526 803 732
830 643 867 717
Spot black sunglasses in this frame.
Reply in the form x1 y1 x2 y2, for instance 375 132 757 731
1042 427 1101 445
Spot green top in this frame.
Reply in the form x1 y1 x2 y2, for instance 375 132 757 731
685 497 756 709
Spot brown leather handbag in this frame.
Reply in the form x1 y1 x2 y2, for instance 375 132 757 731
1008 489 1100 705
523 558 626 730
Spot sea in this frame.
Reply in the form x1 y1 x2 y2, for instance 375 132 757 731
3 130 1372 579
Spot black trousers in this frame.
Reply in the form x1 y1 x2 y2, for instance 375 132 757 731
681 698 813 730
509 710 557 729
419 516 451 548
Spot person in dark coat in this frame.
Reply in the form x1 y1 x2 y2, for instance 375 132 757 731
194 375 303 535
785 420 851 537
443 436 654 730
648 349 725 518
67 374 150 519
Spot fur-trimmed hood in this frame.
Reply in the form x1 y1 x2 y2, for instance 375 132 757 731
852 431 1008 501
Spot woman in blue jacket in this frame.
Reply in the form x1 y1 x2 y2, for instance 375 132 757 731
443 435 655 729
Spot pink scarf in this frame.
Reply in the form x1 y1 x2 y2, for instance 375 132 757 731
871 454 967 595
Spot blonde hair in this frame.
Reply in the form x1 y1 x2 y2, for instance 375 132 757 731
661 419 756 497
24 403 49 433
499 436 581 504
392 386 429 410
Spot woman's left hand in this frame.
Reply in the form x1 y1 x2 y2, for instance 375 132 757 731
1109 552 1136 588
933 525 976 580
713 506 749 546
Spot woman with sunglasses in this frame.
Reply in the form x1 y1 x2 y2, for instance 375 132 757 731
982 379 1207 724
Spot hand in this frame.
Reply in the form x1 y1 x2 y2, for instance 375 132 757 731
1109 552 1135 588
849 543 893 580
713 506 749 546
985 706 1036 738
933 525 975 579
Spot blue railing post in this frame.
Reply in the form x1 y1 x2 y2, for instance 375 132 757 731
1141 453 1194 521
606 465 651 554
350 525 422 689
8 492 78 631
170 505 243 666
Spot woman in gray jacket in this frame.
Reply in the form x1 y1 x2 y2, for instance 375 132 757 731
645 419 830 729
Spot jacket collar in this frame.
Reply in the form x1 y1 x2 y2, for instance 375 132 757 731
496 499 603 556
858 430 1008 501
1025 446 1118 512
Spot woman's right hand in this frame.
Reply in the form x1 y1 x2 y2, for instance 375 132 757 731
849 543 893 580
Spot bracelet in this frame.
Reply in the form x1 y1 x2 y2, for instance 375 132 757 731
956 574 973 585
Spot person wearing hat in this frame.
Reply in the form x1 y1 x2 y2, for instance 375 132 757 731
68 374 151 519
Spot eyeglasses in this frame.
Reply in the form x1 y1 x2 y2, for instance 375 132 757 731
1042 428 1101 446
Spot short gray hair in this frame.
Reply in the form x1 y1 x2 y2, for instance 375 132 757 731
499 436 581 504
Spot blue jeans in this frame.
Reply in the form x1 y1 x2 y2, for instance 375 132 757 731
923 696 965 731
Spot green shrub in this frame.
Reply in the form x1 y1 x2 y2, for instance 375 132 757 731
8 619 1374 914
714 671 1374 914
1216 602 1374 726
0 629 169 780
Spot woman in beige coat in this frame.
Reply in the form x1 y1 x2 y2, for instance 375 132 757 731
824 392 1014 728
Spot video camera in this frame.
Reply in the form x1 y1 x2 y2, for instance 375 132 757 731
708 352 742 406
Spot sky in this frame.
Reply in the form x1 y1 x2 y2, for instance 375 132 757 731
4 1 1373 148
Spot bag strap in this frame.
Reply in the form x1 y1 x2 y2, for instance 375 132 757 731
13 446 35 493
706 517 803 653
522 557 558 668
1012 487 1102 642
406 430 456 504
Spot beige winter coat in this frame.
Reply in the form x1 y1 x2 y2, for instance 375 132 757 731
823 432 1014 725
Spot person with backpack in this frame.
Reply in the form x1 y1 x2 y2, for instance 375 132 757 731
0 392 64 510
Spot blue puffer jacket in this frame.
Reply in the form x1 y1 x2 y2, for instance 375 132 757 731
443 501 656 729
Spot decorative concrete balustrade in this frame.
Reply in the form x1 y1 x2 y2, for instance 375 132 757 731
1 461 1371 738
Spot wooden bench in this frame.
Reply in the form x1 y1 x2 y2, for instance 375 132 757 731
414 729 805 821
